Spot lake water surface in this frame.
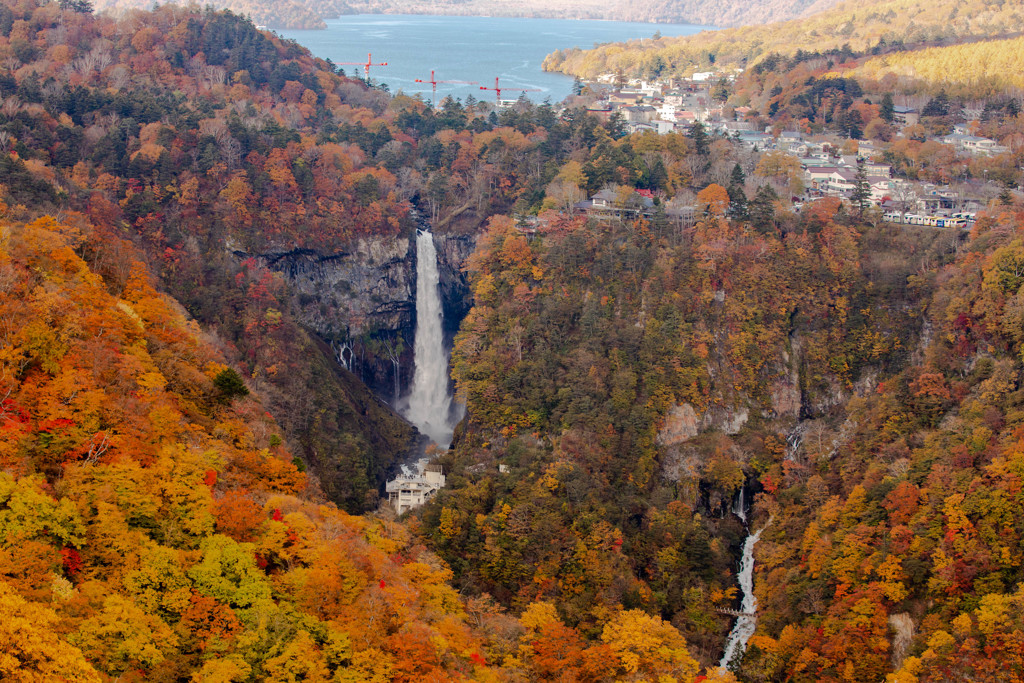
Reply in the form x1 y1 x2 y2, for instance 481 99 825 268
278 15 711 106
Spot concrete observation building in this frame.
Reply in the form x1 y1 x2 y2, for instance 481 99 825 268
386 459 445 514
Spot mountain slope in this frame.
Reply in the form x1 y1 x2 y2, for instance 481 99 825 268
0 205 533 681
543 0 1024 79
91 0 848 30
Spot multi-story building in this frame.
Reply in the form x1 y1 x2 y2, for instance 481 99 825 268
386 459 445 514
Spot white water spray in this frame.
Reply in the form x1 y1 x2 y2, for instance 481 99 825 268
732 488 747 524
405 230 456 447
719 522 768 670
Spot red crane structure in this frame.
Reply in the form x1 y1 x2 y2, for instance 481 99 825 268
414 70 478 108
479 77 541 106
338 53 388 80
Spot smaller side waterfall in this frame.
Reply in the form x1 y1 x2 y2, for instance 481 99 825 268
732 488 747 524
719 523 768 670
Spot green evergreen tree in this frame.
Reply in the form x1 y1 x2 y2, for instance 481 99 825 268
213 368 250 403
922 91 950 117
606 111 626 138
59 0 93 13
689 122 709 156
727 163 748 222
712 78 730 103
750 184 778 234
880 93 895 123
851 158 871 216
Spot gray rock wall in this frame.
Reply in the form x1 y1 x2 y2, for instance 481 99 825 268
241 230 477 404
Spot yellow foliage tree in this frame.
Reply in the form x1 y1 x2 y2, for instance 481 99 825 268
0 581 102 682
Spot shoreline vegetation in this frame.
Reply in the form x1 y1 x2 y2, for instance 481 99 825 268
90 0 846 31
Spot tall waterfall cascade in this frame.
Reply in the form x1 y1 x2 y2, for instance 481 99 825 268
404 229 457 447
719 521 769 670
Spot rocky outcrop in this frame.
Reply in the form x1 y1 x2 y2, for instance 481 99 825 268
256 236 415 339
656 401 749 446
435 232 477 339
657 403 701 446
240 229 476 405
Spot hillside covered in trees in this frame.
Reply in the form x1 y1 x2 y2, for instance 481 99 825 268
92 0 847 31
852 35 1024 95
0 2 730 679
5 0 1024 680
543 0 1024 80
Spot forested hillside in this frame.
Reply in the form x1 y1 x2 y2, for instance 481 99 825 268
91 0 846 31
4 204 707 681
852 35 1024 95
0 2 728 680
6 0 1024 680
421 180 967 671
543 0 1024 79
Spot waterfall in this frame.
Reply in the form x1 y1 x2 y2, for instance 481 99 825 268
719 523 768 671
732 487 747 524
404 229 456 447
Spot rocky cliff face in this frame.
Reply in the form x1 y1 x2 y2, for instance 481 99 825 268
244 229 476 407
435 232 477 339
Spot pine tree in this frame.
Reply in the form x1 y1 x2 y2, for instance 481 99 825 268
750 184 778 234
59 0 93 13
727 163 749 222
880 93 895 123
851 158 871 216
689 122 709 156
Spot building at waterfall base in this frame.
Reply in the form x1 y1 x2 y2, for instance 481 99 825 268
386 458 446 513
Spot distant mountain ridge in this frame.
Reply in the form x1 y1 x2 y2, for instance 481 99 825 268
92 0 848 31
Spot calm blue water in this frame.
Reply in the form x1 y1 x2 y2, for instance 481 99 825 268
278 15 711 106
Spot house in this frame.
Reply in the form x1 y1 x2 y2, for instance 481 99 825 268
719 121 754 133
622 105 657 123
664 92 685 106
654 119 677 134
664 198 696 226
868 176 898 203
824 169 858 195
864 161 892 177
608 91 641 105
941 134 1008 156
656 102 678 120
893 106 919 127
626 121 657 134
781 141 809 156
738 132 773 149
804 166 843 190
386 459 445 514
576 188 655 218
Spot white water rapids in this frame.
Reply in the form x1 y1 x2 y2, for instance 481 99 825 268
719 521 768 670
404 229 456 448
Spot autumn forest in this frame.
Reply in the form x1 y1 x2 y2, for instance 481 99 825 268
3 0 1024 681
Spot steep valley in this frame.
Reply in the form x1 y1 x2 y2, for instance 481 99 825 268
4 0 1024 680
